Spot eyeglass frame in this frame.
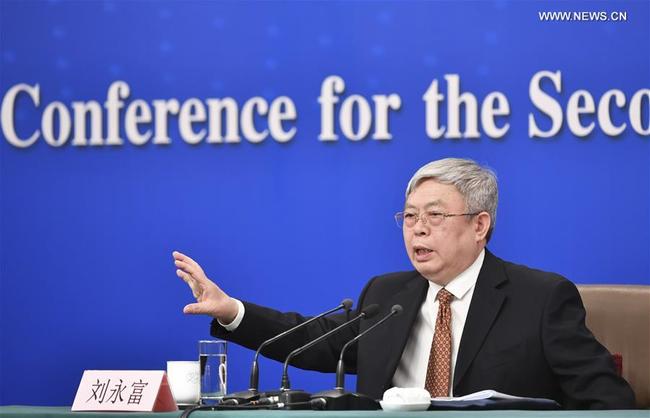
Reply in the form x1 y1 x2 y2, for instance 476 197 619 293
394 210 481 228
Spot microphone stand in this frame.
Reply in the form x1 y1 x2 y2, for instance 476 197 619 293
278 304 379 409
311 304 403 410
222 299 353 404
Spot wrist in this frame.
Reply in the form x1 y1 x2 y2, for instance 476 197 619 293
218 298 239 324
217 299 245 331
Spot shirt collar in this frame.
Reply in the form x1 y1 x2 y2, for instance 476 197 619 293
428 249 485 301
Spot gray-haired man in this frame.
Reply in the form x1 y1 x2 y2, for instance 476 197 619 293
173 158 635 409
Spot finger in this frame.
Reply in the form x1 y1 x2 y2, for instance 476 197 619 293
174 259 199 276
173 251 202 271
176 269 202 298
172 250 187 261
172 250 198 265
174 258 192 272
174 260 205 281
176 269 194 284
176 268 193 283
183 302 208 315
177 251 201 269
175 259 210 286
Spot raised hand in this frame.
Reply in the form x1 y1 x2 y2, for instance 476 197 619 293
172 251 238 323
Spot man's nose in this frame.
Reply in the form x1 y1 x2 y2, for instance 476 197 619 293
412 215 430 235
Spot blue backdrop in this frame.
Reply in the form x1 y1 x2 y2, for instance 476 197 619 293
0 0 648 406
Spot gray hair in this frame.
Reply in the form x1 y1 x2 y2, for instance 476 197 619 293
405 158 498 242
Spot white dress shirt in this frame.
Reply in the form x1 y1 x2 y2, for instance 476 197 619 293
391 249 485 396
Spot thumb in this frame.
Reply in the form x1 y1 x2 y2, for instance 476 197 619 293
183 303 207 315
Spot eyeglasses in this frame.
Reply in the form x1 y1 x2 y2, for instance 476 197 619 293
394 211 480 228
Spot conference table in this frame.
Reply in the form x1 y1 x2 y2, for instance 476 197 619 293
0 407 647 418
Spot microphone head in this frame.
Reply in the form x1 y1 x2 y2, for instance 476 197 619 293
341 299 354 312
361 304 380 319
391 304 403 315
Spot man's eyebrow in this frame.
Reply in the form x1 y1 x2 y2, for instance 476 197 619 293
404 200 445 210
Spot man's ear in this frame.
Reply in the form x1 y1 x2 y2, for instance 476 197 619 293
474 212 491 242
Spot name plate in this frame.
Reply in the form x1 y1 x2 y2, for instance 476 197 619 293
71 370 177 412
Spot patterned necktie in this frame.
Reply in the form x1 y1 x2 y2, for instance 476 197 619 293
425 288 454 397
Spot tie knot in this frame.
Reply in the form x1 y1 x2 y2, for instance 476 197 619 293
437 288 454 305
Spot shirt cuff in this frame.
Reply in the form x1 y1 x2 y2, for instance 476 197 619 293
217 298 245 331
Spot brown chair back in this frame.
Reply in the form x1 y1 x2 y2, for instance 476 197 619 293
577 285 650 408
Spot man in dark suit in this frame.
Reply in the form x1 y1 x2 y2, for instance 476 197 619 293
173 158 635 409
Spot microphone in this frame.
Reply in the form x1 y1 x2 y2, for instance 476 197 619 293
311 304 403 410
223 298 353 403
335 304 402 390
277 304 379 408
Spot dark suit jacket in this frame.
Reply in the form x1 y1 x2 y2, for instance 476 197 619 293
212 249 635 409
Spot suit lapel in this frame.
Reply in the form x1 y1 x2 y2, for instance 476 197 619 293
453 250 508 390
375 274 428 390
